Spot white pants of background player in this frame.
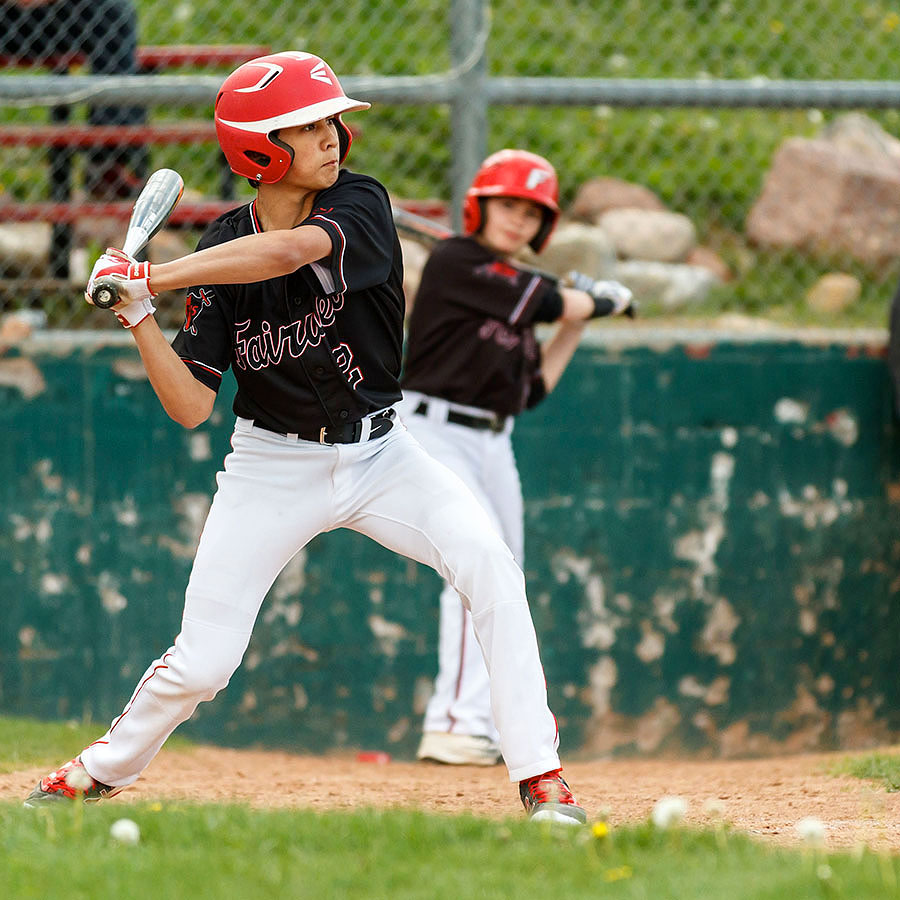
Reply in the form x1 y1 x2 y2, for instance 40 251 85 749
80 412 559 785
398 392 523 744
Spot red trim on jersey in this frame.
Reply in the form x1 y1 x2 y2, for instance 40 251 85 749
182 357 223 380
308 214 348 294
250 198 262 234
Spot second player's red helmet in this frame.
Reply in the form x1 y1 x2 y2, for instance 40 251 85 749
462 149 560 252
214 51 370 184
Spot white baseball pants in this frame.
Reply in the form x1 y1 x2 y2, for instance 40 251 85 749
398 393 525 743
81 414 560 785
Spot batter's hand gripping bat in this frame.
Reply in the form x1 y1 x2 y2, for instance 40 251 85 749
391 205 637 318
91 168 185 309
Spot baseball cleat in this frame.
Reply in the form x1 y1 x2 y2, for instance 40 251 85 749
416 731 502 766
23 756 122 807
519 769 587 825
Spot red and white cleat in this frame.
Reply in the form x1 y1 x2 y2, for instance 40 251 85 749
23 757 122 807
519 768 586 825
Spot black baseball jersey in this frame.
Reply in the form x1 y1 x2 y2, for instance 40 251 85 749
402 236 563 418
171 170 405 433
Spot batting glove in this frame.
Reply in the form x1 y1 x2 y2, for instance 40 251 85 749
567 270 635 318
85 248 157 328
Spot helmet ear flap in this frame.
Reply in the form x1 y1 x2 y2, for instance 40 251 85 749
462 194 484 236
336 117 353 163
530 208 557 253
268 131 295 170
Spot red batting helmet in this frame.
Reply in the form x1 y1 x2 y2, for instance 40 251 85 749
214 51 370 184
462 149 560 252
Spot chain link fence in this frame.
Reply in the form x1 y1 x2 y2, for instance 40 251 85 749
2 0 900 329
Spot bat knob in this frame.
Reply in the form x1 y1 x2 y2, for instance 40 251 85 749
91 278 119 309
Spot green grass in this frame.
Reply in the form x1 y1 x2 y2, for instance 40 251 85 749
2 717 899 897
833 751 900 793
0 716 191 775
2 802 899 900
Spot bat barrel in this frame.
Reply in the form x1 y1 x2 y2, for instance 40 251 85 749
85 167 183 313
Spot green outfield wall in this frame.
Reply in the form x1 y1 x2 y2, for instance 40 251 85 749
2 328 899 759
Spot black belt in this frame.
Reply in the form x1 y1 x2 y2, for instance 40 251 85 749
253 409 396 444
414 401 506 433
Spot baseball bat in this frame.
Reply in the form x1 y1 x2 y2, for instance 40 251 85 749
391 205 636 318
90 168 185 309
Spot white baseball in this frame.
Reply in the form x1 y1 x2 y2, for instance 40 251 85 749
64 767 93 793
110 817 141 845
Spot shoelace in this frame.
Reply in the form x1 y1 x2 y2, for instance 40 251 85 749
42 759 108 797
41 762 85 796
522 769 577 806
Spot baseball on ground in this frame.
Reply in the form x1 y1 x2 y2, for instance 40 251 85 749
110 817 141 845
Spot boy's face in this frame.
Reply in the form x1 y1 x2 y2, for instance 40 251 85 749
277 117 342 192
478 196 544 256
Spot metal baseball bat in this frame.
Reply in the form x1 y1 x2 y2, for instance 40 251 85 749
91 168 185 309
391 205 636 318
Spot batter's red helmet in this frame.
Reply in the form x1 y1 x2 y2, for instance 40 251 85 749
214 51 370 184
462 149 560 252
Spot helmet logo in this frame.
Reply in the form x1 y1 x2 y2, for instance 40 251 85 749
525 168 551 190
235 63 284 93
310 61 333 85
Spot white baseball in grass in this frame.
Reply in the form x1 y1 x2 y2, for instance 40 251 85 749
64 766 93 793
795 816 825 845
651 795 688 829
110 817 141 845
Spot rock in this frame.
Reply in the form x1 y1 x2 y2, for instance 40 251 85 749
614 259 721 309
525 222 617 279
599 209 697 263
805 272 861 314
685 246 733 282
0 223 51 277
820 111 900 161
569 177 667 223
747 116 900 264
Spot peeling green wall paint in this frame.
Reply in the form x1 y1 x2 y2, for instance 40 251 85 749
2 333 899 758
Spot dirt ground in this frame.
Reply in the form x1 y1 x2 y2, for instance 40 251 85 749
4 745 900 852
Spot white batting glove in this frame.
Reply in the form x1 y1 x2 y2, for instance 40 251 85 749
85 248 157 328
567 270 635 317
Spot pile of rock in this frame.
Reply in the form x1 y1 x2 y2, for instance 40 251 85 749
402 112 900 317
4 111 896 321
534 176 730 310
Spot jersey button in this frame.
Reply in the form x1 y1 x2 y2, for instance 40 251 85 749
315 367 326 376
339 410 349 419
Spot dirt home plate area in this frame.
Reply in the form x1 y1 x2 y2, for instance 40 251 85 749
3 746 900 851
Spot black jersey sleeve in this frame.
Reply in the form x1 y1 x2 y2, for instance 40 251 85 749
170 218 236 391
531 286 564 323
303 173 396 294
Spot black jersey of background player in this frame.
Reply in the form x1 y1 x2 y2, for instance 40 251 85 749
402 236 564 418
171 170 404 433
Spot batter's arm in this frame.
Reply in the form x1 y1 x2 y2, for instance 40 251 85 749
129 317 216 428
539 320 589 394
147 226 333 294
557 287 596 322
